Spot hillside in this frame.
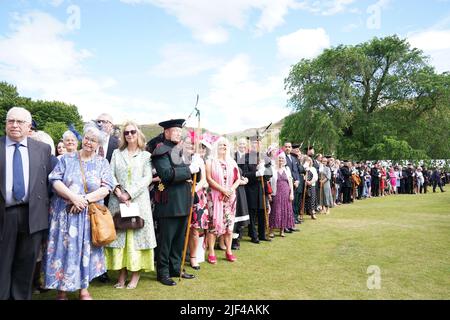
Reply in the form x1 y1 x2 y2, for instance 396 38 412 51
139 118 285 144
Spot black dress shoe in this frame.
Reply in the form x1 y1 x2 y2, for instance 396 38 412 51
284 228 293 233
190 265 200 270
158 277 176 286
231 244 240 250
290 228 300 232
171 272 195 279
250 238 260 244
97 272 110 283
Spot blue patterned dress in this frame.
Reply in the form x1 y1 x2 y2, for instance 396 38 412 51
43 152 114 291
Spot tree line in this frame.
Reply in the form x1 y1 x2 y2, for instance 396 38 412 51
281 35 450 161
0 82 84 144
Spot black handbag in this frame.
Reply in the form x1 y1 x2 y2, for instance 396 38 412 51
113 214 145 230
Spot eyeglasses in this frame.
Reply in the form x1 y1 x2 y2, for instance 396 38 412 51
83 136 98 143
6 119 28 126
124 130 137 136
96 119 111 124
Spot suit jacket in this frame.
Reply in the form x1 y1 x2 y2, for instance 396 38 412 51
340 166 352 188
285 153 300 182
0 137 52 240
242 151 272 210
106 135 119 163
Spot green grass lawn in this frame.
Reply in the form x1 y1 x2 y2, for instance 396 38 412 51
35 190 450 300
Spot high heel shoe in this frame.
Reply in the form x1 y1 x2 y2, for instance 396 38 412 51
126 282 138 289
190 256 200 270
113 282 126 289
207 255 217 264
225 252 237 262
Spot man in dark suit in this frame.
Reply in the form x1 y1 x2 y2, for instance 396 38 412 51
406 164 414 194
371 163 381 197
291 144 306 223
340 160 352 203
242 135 272 243
151 119 199 286
95 113 119 163
0 107 52 300
431 168 445 193
283 142 300 231
232 138 250 250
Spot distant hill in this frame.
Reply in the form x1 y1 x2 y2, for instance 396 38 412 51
137 118 285 146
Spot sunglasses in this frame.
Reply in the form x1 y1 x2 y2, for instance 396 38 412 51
124 130 137 136
96 119 110 124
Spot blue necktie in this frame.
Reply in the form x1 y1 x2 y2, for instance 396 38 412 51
13 142 25 201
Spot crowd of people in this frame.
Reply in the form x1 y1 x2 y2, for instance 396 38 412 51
0 106 448 300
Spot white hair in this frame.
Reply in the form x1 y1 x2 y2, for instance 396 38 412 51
6 107 32 124
97 113 113 123
211 136 233 161
83 122 105 145
62 130 78 142
30 130 55 156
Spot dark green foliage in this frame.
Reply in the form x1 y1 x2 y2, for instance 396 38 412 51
0 81 84 141
283 35 450 160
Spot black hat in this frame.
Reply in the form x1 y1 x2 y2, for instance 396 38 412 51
158 119 185 129
31 119 38 131
292 143 300 149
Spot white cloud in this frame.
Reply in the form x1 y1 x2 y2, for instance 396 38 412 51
203 54 289 134
408 29 450 73
149 43 223 78
0 11 173 125
120 0 298 44
321 0 356 16
277 28 330 63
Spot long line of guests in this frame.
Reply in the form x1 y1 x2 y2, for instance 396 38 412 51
1 107 447 300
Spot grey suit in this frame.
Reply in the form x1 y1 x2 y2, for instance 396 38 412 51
0 137 52 300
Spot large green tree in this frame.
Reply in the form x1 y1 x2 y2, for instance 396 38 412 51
282 35 450 160
0 81 84 142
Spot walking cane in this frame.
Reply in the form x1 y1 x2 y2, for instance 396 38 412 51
179 173 197 281
300 174 307 220
180 95 200 281
261 176 269 235
319 180 324 212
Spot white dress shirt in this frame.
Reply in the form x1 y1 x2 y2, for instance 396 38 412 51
5 136 30 207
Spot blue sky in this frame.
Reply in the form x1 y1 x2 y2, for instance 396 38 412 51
1 0 449 133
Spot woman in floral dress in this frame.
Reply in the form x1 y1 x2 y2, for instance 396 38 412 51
43 125 114 300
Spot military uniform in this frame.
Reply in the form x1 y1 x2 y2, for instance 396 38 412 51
151 119 196 286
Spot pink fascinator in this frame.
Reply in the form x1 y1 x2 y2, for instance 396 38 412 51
200 132 219 150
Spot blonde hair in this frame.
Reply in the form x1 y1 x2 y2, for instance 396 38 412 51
119 121 146 151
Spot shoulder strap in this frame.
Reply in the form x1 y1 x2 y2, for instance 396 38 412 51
78 151 88 194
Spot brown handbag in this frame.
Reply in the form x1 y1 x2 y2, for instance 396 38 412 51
79 153 116 247
113 214 145 230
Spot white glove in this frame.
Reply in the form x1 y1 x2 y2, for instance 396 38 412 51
256 167 266 177
189 163 200 174
192 153 202 165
